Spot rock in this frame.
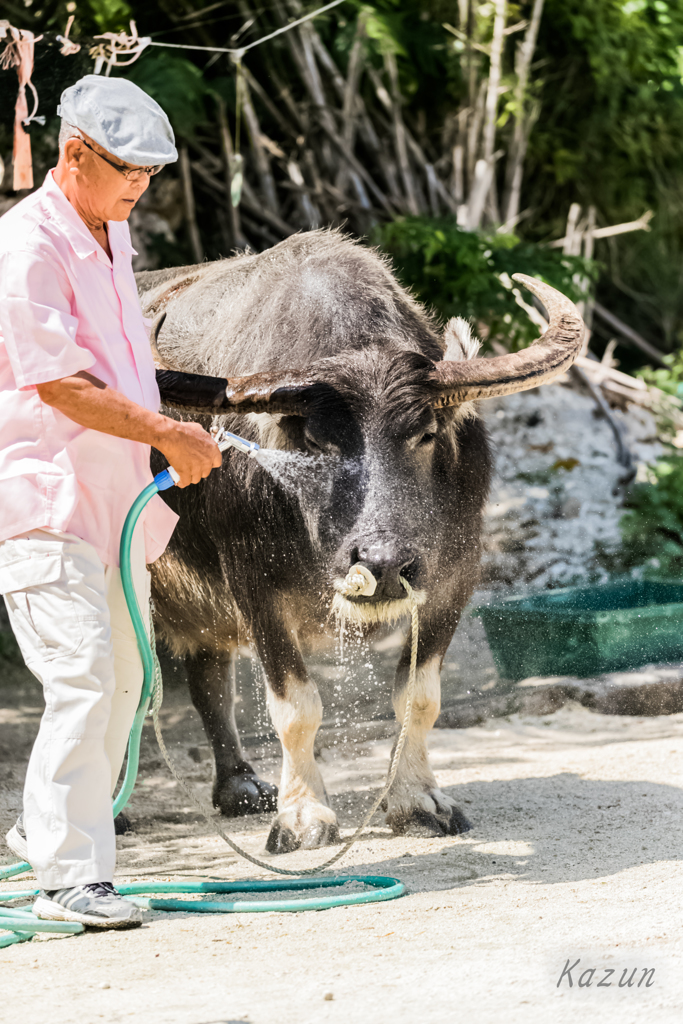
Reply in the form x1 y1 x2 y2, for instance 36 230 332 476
480 384 662 590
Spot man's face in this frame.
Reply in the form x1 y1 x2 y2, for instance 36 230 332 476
61 131 154 222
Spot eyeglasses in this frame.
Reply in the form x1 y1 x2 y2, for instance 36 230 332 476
78 136 162 181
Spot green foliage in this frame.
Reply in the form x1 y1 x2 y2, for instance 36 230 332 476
616 456 683 577
85 0 133 33
604 222 683 351
638 351 683 398
122 52 209 141
532 0 683 218
373 216 595 348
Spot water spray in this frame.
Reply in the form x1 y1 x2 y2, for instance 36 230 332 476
1 428 418 946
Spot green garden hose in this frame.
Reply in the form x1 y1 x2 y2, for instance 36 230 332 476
1 461 406 947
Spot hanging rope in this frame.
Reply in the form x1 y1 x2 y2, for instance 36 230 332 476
83 0 346 76
0 23 44 190
90 20 151 76
146 0 347 60
56 15 81 57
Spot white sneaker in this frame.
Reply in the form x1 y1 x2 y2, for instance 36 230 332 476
33 882 143 929
5 813 29 862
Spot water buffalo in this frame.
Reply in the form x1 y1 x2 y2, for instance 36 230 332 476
136 230 583 853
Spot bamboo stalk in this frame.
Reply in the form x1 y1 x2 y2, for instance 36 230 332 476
575 355 647 391
482 0 507 163
593 303 667 366
383 50 421 215
465 151 503 231
501 0 545 225
452 142 464 204
179 145 204 263
287 159 321 228
301 147 339 222
191 159 297 238
580 204 596 334
562 202 583 256
240 73 281 215
478 0 507 224
240 212 280 248
467 78 487 185
320 120 397 214
403 128 459 216
261 62 307 132
271 9 396 216
272 4 338 177
452 106 469 203
242 65 299 138
214 94 247 251
309 27 346 100
549 210 654 248
425 164 440 217
336 16 365 194
366 67 410 209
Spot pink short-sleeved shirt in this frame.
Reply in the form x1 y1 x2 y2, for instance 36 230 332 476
0 170 178 567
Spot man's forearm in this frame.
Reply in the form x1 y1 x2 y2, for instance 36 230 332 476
36 370 222 488
36 371 173 447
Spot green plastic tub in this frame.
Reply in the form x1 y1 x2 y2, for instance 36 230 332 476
474 580 683 681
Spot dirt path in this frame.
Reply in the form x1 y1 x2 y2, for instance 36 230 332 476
2 683 683 1023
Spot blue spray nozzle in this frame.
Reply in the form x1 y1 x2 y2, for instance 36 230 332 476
152 429 258 494
154 468 179 491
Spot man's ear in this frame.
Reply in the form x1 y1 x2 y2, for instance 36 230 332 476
63 137 85 168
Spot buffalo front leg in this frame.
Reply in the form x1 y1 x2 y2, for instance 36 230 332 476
185 648 277 816
386 617 472 837
264 671 340 855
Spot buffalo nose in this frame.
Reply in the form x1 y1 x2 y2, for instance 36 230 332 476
353 540 415 600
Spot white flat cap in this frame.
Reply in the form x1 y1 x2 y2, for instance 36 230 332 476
58 74 178 166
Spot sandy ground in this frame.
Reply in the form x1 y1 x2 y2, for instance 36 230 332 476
2 665 683 1024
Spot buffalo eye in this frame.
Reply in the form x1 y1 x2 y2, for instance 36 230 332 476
305 435 323 453
304 427 333 454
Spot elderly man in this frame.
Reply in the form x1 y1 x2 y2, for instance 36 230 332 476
0 75 221 928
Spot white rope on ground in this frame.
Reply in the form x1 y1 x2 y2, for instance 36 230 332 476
149 576 419 877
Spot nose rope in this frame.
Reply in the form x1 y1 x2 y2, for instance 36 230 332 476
338 562 377 597
148 577 419 876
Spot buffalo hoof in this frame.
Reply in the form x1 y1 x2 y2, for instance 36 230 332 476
387 788 472 837
265 805 341 855
214 774 278 817
406 805 472 837
114 812 133 836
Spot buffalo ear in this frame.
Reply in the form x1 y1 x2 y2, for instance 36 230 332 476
442 317 481 361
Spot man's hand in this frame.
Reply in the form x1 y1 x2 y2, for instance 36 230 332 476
37 371 222 488
155 419 222 487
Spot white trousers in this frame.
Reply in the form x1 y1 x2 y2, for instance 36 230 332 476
0 528 149 889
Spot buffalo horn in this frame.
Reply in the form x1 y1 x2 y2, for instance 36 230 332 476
156 368 314 416
149 312 170 369
430 274 584 406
